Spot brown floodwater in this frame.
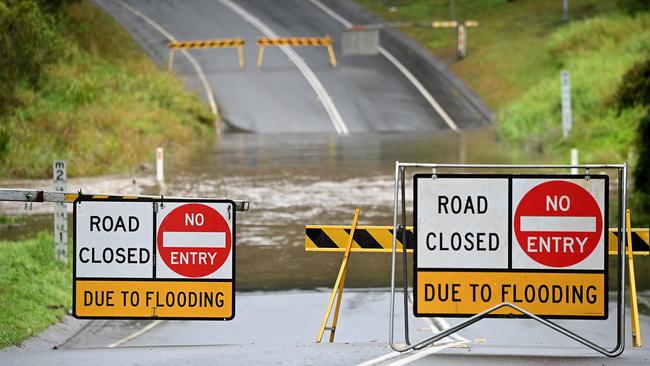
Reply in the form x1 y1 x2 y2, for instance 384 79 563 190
1 129 648 312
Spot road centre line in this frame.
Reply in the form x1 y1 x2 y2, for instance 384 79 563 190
112 0 218 116
308 0 460 132
385 341 469 366
217 0 349 135
107 320 163 348
357 294 470 366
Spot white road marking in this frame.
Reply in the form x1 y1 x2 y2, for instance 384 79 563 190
163 232 226 247
308 0 460 132
112 0 219 116
107 320 162 348
217 0 349 135
385 341 468 366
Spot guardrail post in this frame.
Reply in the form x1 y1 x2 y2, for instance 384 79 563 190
167 50 175 71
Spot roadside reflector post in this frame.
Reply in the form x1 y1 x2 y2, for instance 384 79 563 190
626 209 642 347
316 208 360 343
167 49 175 71
156 147 164 187
571 148 579 174
561 70 572 139
457 24 466 59
53 160 68 264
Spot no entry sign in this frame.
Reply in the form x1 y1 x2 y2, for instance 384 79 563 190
156 202 233 279
73 197 235 320
513 180 603 268
414 174 607 319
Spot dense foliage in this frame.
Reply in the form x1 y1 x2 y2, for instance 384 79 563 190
0 0 213 178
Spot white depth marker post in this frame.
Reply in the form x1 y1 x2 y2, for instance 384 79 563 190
53 160 67 264
571 148 579 174
156 147 164 186
561 70 572 139
457 24 466 59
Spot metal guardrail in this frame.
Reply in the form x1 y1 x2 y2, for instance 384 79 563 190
0 189 250 212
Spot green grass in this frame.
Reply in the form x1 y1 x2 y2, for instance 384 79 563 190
356 0 649 163
0 0 215 178
0 232 71 347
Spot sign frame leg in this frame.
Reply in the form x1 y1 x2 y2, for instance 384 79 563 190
626 209 642 347
316 208 360 343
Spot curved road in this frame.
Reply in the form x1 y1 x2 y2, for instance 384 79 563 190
95 0 488 134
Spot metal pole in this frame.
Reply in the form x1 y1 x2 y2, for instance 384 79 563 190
389 161 400 349
449 0 456 20
563 0 570 23
400 166 410 345
0 189 250 212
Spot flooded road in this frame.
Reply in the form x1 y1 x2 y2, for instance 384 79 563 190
1 130 649 306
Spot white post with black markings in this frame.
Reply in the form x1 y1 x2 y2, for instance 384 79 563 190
53 160 67 264
561 70 572 139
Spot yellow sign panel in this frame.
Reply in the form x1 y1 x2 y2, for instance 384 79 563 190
415 271 605 318
75 280 233 319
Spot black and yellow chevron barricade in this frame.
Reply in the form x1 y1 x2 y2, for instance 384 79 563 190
305 225 413 253
167 38 245 70
256 36 337 67
609 228 649 255
305 225 649 255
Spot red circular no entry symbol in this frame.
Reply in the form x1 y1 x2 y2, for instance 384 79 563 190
514 181 602 267
157 203 231 277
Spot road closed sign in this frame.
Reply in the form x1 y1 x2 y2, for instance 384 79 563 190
73 197 235 320
414 174 607 319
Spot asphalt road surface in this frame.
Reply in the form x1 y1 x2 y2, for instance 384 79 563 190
2 291 649 365
94 0 488 134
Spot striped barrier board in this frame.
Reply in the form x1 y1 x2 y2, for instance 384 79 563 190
305 225 413 253
257 37 332 46
431 21 478 28
167 38 245 69
609 228 649 255
306 225 648 255
257 36 337 67
169 38 245 49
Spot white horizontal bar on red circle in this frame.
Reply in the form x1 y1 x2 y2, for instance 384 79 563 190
162 232 226 248
520 216 596 232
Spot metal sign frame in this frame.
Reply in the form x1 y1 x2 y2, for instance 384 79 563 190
389 162 627 357
73 195 236 321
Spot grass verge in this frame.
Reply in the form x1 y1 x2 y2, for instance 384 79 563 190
356 0 649 163
0 0 214 179
0 232 71 348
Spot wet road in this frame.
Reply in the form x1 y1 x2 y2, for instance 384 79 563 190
94 0 489 133
2 291 649 365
